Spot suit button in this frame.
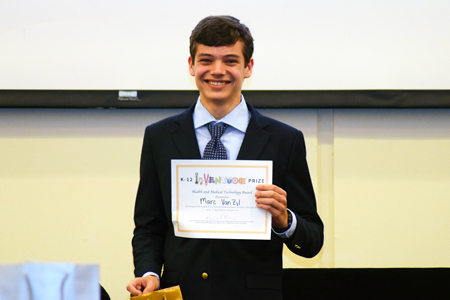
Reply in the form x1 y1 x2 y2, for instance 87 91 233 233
202 272 208 280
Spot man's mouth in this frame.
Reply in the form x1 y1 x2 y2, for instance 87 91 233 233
205 80 229 86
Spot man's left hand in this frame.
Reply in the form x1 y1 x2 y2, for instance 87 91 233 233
255 184 288 229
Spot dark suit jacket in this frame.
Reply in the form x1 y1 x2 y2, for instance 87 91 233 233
132 102 323 300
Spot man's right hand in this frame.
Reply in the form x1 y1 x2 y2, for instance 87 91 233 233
126 275 160 296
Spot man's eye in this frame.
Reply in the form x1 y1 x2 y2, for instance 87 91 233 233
226 60 237 64
199 59 212 63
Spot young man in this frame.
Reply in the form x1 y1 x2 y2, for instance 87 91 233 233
127 15 323 300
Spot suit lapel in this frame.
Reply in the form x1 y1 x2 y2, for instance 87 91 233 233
169 102 270 160
170 104 202 159
237 103 271 160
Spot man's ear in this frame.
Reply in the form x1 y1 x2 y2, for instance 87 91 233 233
188 56 195 76
244 58 254 78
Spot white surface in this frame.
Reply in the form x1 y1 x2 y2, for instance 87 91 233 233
1 0 449 90
171 160 272 240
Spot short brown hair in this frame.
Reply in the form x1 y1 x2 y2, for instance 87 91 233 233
189 15 254 66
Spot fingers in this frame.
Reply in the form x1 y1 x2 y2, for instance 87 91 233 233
255 184 287 210
142 276 159 294
127 279 144 296
127 276 159 296
256 184 287 197
255 184 289 228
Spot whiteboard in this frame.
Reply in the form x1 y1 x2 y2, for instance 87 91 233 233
1 0 449 90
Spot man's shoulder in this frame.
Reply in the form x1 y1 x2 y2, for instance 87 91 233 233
145 113 178 130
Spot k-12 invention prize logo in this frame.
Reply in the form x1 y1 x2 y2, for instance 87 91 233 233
179 172 266 186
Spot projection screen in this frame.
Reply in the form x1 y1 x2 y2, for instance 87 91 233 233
1 0 449 91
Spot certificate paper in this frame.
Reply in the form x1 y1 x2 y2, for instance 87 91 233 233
171 160 273 240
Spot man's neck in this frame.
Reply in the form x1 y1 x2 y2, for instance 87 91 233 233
200 96 241 120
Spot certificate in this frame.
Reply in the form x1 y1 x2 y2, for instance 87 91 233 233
171 160 273 240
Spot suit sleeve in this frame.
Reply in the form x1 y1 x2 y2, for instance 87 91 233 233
284 131 324 258
132 126 167 277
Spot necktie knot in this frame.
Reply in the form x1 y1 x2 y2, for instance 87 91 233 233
206 122 228 139
203 122 228 160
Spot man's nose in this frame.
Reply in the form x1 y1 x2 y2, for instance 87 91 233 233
210 61 226 75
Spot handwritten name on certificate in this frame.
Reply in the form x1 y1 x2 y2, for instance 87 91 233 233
171 160 273 240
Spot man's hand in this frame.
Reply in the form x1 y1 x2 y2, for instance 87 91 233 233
255 184 289 229
126 275 159 296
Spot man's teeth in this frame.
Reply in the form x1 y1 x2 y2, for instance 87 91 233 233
209 81 227 86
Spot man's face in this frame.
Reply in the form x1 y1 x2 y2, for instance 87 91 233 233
188 41 253 108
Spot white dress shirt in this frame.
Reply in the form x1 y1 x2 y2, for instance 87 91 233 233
193 96 250 160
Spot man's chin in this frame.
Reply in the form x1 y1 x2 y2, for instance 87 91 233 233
200 91 239 103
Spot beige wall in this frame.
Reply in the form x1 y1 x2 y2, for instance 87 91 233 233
1 108 449 299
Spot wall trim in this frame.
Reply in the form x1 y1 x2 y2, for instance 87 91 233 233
1 90 450 108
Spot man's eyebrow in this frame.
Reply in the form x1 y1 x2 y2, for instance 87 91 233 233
223 54 240 58
197 53 213 57
196 53 241 58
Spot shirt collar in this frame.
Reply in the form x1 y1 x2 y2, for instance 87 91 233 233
193 95 250 133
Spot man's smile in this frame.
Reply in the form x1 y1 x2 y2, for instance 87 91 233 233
205 80 230 86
